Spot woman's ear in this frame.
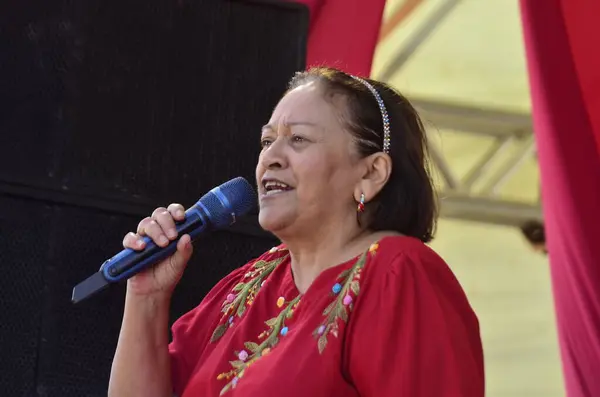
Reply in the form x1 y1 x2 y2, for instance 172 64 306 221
354 152 392 202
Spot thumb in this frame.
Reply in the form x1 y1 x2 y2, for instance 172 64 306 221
163 234 193 283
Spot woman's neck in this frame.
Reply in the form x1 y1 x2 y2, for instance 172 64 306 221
280 225 391 294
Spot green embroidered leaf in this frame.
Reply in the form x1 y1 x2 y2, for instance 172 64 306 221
252 259 268 269
220 383 232 396
336 305 348 322
229 360 245 369
236 304 247 317
317 335 328 354
244 341 260 353
350 280 360 296
323 300 336 316
232 283 245 292
337 268 352 281
355 251 368 266
269 336 279 347
210 323 228 343
255 256 286 270
265 317 279 327
236 287 251 316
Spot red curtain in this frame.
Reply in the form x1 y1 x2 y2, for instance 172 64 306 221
293 0 387 77
520 1 600 396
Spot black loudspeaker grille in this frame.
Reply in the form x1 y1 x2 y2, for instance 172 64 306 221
0 195 49 396
0 0 308 211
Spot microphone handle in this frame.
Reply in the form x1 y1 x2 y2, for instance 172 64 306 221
102 208 208 283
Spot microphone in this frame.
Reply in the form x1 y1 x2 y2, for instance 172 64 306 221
71 177 256 304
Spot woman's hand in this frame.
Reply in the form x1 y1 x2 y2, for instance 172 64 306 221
122 203 193 298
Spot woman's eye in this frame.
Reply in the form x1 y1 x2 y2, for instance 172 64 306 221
260 138 273 148
291 135 306 143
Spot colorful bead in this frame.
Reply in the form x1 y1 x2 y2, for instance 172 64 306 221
238 350 248 361
226 293 235 303
332 283 342 294
261 348 271 356
232 377 239 387
369 242 379 252
276 296 285 308
343 295 353 306
228 316 234 323
280 326 288 336
317 325 326 335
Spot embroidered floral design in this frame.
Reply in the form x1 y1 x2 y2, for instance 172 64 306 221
312 242 378 354
217 295 301 395
210 250 288 343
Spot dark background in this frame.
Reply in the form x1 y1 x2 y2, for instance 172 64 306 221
0 0 308 395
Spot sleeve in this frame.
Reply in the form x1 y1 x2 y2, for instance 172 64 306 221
344 251 485 397
168 262 251 396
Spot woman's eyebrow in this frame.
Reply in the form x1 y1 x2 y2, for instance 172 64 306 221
261 121 317 131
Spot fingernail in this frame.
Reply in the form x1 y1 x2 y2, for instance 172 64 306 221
167 229 177 239
137 240 145 247
159 236 169 245
176 210 185 218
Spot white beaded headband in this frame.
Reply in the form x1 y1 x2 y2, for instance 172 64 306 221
349 75 391 154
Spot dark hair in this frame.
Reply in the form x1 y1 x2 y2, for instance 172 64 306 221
521 220 546 245
288 67 437 242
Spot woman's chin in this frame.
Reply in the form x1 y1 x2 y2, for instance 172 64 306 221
258 209 292 234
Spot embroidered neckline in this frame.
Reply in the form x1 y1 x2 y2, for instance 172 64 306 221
217 295 301 395
212 241 380 394
210 247 288 343
312 242 378 353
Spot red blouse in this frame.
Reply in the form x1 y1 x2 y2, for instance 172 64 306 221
169 236 484 397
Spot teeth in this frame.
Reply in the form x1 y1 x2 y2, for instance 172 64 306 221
264 180 290 190
265 189 284 195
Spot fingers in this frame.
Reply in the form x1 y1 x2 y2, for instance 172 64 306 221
152 207 177 241
128 204 186 249
173 234 194 269
161 234 193 282
123 232 146 251
167 203 186 221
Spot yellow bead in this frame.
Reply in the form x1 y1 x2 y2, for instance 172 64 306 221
276 297 285 308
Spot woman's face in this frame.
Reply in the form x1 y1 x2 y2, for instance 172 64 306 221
256 82 363 236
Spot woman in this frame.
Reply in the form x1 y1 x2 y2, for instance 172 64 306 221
108 67 485 397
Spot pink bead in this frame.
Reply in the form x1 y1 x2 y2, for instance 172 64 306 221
238 350 249 361
226 293 235 303
343 295 353 305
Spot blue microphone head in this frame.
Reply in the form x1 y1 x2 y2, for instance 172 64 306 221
195 177 256 229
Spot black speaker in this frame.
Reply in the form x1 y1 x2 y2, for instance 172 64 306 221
0 0 308 395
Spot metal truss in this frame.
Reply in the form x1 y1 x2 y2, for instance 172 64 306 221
376 0 542 227
414 99 542 227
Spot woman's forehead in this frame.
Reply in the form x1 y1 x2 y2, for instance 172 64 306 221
270 82 339 125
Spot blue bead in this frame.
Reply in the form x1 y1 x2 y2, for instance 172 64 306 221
280 326 288 336
332 283 342 294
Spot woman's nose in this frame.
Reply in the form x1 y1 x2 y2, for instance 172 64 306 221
260 139 287 170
